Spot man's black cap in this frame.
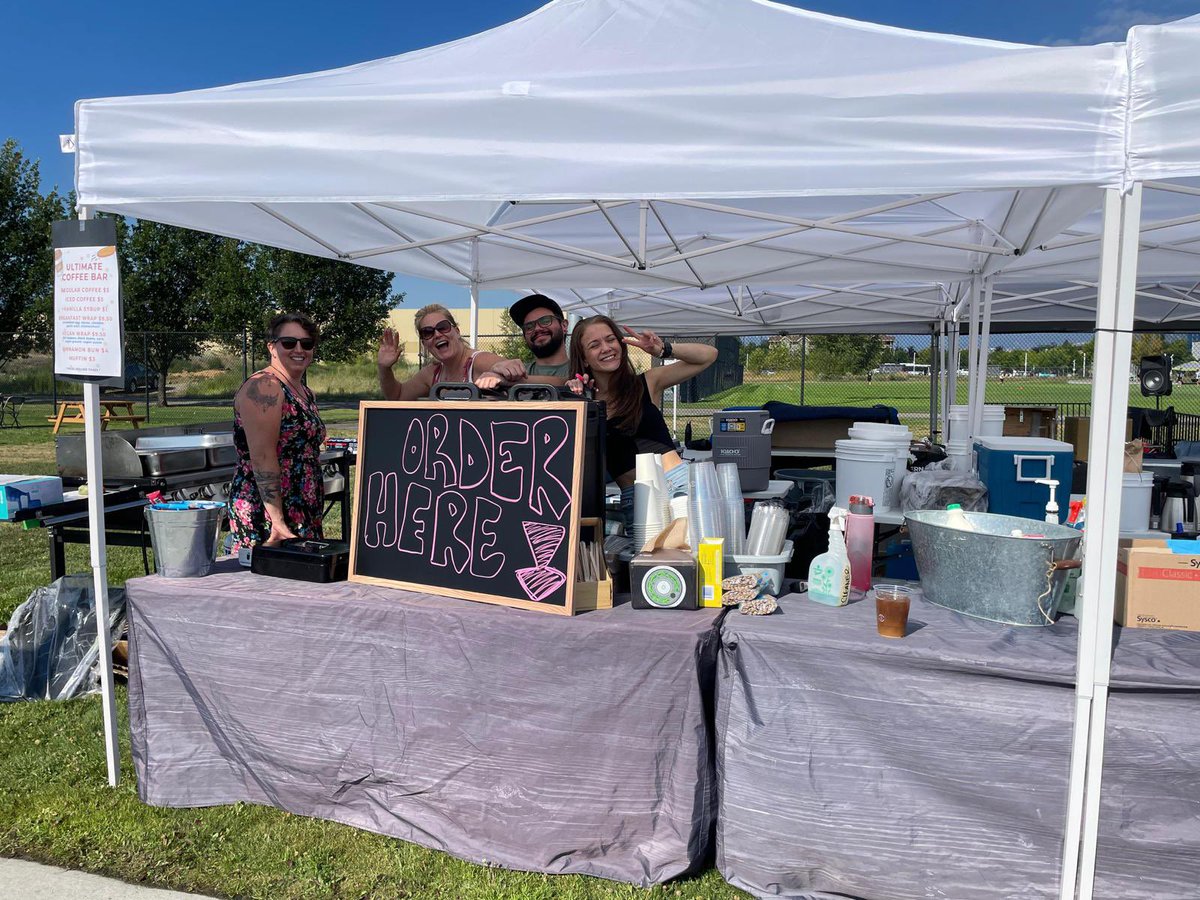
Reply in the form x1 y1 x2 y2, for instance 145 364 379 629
509 294 565 327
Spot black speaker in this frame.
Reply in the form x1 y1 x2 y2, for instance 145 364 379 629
1140 355 1172 398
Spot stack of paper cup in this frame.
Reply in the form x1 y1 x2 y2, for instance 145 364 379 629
633 453 668 547
716 462 747 555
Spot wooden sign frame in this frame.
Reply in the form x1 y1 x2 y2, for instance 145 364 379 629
348 400 587 615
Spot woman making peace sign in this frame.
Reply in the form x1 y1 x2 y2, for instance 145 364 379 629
569 315 717 526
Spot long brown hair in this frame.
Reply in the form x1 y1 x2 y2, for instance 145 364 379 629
569 315 645 432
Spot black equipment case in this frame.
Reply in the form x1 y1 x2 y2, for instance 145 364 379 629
251 538 351 583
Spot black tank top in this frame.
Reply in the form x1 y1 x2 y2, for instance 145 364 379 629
605 374 676 480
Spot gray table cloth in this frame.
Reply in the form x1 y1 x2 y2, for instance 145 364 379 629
126 561 721 886
717 591 1200 900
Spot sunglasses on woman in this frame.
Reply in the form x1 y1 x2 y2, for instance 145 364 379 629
418 319 455 340
273 336 316 351
521 314 561 334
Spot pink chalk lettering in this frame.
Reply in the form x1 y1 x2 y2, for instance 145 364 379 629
523 521 566 568
458 418 490 490
363 471 398 548
469 497 505 578
396 482 433 556
515 566 567 603
490 420 529 503
430 490 472 574
401 417 425 476
424 413 458 486
530 415 572 520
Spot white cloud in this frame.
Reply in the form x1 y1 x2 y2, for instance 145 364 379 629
1042 0 1196 45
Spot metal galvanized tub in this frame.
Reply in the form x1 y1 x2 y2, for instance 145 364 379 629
145 501 226 578
906 509 1083 626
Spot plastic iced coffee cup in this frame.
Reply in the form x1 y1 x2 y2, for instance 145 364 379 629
874 584 912 638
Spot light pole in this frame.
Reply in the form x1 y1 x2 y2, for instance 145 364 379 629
1024 351 1029 377
1082 352 1088 379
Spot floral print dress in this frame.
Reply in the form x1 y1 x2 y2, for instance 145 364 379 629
228 374 326 549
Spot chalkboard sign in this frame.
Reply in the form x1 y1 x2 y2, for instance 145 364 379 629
349 401 586 615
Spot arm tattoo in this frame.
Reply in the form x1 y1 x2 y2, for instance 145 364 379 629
245 377 279 411
257 471 281 504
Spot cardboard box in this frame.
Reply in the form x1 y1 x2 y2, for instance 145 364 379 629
630 549 699 610
1003 406 1058 439
1115 538 1200 632
771 418 855 450
0 475 64 521
1063 416 1134 463
698 538 725 608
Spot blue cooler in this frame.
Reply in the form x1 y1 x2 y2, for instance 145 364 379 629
974 436 1074 523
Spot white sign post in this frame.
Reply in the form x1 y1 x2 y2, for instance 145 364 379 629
51 214 122 787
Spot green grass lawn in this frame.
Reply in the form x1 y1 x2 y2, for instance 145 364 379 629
0 414 746 900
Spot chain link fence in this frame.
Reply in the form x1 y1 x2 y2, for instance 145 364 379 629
5 329 1200 446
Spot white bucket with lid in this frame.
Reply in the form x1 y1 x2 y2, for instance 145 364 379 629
947 405 1005 444
1120 471 1155 532
945 439 974 472
836 439 902 512
846 423 910 506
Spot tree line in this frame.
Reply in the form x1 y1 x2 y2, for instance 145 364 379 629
1 138 399 403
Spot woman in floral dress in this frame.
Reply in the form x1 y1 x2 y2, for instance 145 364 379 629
228 312 326 549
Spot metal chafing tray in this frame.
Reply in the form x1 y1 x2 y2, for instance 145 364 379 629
135 433 233 451
136 448 208 476
206 445 238 467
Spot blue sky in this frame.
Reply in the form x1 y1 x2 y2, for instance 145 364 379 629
4 0 1197 309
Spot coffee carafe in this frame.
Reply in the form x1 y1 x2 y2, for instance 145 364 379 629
1158 478 1197 535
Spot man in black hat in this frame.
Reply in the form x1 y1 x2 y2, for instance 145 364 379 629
486 294 570 384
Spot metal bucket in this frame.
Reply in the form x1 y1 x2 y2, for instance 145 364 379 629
145 501 225 578
906 509 1083 626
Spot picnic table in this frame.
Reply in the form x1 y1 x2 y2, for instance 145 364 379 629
48 400 146 433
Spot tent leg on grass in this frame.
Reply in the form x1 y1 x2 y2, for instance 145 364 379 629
1060 183 1142 900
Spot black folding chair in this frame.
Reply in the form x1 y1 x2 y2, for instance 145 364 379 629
1 395 25 428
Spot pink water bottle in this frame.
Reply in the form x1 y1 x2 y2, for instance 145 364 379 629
846 495 875 593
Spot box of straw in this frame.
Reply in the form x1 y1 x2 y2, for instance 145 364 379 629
698 537 725 608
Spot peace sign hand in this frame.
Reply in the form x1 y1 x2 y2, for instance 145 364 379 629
622 325 665 359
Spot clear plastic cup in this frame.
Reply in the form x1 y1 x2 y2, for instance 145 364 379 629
874 584 912 638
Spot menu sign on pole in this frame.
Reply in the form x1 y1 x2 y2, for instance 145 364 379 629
51 218 123 381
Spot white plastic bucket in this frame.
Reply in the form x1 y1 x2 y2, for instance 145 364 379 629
836 439 901 512
1120 471 1155 532
845 423 910 509
945 439 974 472
947 405 1005 444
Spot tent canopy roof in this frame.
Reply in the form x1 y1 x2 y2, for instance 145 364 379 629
73 0 1129 292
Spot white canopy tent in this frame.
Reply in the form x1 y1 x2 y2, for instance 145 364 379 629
70 2 1179 899
74 0 1127 320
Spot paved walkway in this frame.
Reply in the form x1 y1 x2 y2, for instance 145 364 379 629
0 858 215 899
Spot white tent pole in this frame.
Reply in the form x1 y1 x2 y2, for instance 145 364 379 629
1073 184 1142 900
971 277 994 440
965 275 981 442
1058 185 1143 900
469 238 480 345
77 205 121 787
944 312 958 439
